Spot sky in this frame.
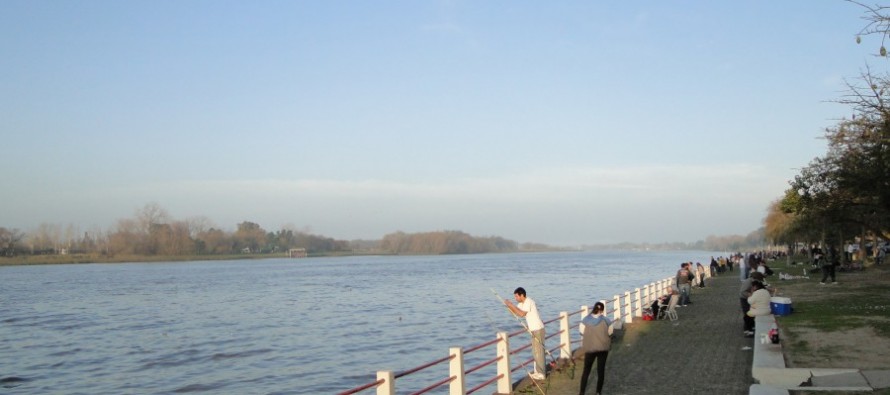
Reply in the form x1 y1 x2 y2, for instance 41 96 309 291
0 1 883 245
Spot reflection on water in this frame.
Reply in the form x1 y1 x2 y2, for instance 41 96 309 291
0 250 718 394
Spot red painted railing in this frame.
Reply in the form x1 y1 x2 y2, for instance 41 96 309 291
336 275 679 395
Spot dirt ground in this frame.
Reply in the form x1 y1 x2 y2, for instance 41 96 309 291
771 262 890 370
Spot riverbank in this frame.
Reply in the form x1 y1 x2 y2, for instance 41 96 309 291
0 248 603 266
0 253 283 265
514 256 890 395
0 251 381 266
522 271 755 395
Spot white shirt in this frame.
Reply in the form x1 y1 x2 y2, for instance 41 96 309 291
518 297 544 331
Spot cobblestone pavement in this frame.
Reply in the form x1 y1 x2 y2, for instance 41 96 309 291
515 273 756 395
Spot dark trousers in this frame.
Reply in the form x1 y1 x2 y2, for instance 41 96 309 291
821 264 836 283
579 351 608 395
741 297 753 332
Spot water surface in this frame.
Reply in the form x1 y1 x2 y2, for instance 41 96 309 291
0 250 720 394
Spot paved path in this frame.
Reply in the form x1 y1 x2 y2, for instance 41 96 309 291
517 273 755 395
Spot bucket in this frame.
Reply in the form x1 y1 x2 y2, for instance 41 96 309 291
770 297 792 316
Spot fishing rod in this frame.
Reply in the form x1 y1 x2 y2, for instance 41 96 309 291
490 289 564 376
480 306 548 395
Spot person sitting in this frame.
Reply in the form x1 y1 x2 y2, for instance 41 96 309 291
649 298 661 319
740 272 766 336
745 280 772 337
656 289 678 319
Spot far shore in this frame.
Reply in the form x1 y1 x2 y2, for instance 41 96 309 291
0 248 576 266
0 251 376 266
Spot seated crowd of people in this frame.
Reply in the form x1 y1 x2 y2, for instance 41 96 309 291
640 254 779 334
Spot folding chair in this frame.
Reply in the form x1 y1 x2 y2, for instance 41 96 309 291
659 294 679 321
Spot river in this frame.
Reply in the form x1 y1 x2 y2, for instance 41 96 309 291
0 250 722 394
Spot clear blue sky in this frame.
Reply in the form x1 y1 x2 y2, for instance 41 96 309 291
0 1 881 245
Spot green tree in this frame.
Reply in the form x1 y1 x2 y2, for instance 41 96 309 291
234 221 266 253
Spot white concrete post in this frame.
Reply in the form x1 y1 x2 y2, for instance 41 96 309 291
449 347 465 395
612 295 621 322
641 284 649 307
496 332 511 395
559 312 571 360
649 282 656 303
633 288 642 317
623 291 632 323
376 371 394 395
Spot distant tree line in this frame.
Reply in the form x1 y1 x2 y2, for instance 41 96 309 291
2 202 779 259
1 203 544 259
581 229 768 253
380 230 521 254
1 203 351 258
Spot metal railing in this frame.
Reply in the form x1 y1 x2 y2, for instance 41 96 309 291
336 275 679 395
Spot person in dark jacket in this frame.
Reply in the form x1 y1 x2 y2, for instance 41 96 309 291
676 262 694 306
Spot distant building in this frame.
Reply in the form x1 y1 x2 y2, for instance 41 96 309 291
288 248 307 258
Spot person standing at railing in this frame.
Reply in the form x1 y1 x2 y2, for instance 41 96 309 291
504 287 546 381
578 302 616 395
696 262 707 288
675 262 694 306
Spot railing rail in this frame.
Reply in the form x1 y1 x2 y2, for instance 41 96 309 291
336 274 684 395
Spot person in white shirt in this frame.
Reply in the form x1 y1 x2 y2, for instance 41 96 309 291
504 287 546 380
747 281 772 318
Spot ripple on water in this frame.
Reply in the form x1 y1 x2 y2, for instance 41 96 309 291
48 347 82 357
210 348 273 361
172 382 225 393
0 376 30 389
138 348 203 370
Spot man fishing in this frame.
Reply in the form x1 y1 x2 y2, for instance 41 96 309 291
503 286 546 380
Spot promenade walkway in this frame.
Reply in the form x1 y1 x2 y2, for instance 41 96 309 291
518 272 754 395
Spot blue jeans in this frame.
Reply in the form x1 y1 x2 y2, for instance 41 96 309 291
678 283 691 305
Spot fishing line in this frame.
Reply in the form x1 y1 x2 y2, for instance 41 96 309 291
490 288 561 367
490 288 571 394
480 308 547 395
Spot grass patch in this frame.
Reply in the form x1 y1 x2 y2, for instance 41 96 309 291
767 256 890 338
784 332 811 355
766 256 890 369
777 284 890 335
